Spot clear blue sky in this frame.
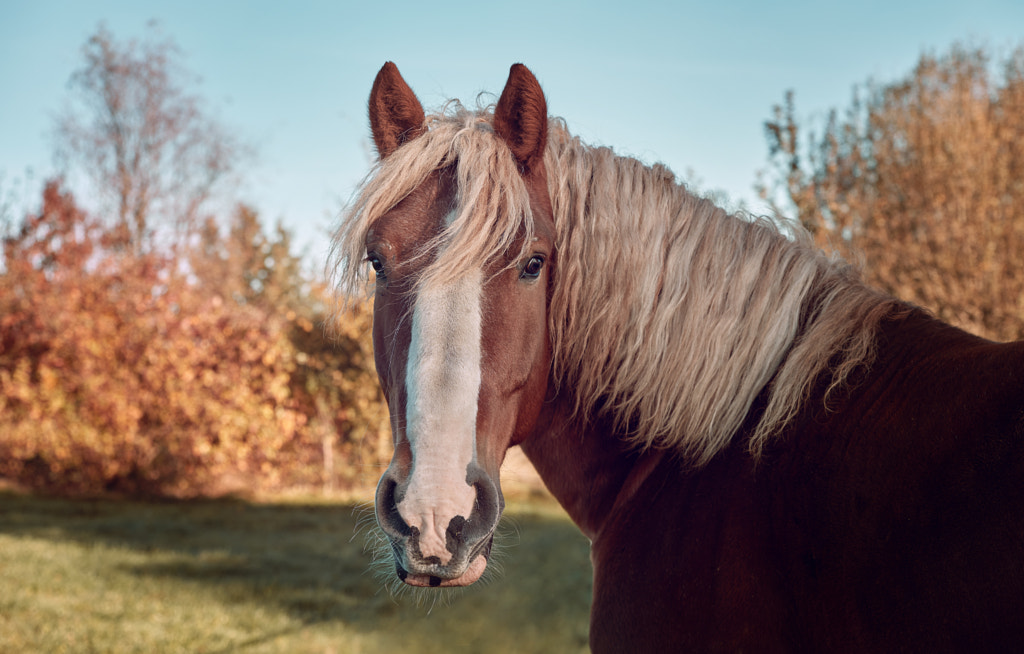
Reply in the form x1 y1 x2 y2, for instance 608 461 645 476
2 0 1023 266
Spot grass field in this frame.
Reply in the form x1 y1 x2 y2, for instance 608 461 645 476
0 489 592 653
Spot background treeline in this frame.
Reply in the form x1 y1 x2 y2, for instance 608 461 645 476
0 181 390 497
2 29 1022 498
761 43 1024 342
0 27 389 497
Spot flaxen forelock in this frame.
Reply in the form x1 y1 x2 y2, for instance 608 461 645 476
333 103 535 297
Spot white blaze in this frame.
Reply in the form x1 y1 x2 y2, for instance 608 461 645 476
397 267 483 564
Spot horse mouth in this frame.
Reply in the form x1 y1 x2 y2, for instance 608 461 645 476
397 553 489 587
392 531 494 588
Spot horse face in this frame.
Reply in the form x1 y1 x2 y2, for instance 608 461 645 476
365 63 554 587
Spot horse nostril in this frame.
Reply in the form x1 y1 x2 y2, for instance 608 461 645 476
375 474 411 538
464 470 504 540
445 514 467 554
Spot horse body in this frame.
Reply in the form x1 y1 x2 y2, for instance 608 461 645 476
770 313 1024 652
529 310 1024 652
334 62 1024 651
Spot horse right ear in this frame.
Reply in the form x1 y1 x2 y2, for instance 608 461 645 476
369 62 426 159
493 63 548 174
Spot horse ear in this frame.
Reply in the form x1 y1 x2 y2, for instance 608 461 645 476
493 64 548 173
369 62 426 159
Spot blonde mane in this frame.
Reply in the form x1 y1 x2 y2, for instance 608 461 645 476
332 105 902 464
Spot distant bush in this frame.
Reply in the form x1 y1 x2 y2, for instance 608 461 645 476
0 181 388 497
1 23 390 498
762 43 1024 341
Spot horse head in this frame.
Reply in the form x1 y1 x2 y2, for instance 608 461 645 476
364 62 555 587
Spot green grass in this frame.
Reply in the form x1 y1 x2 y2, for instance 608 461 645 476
0 491 592 653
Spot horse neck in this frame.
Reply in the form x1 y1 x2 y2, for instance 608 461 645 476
519 393 666 540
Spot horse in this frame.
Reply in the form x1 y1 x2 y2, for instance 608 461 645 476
332 62 1024 652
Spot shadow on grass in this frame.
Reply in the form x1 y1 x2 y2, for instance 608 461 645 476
0 490 592 652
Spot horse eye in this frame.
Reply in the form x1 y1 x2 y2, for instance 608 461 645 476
367 253 386 277
520 255 545 280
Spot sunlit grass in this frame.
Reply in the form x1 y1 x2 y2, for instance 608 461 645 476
0 490 591 653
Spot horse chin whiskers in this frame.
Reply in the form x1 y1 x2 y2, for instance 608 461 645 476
383 576 464 613
495 512 523 548
350 501 378 543
482 514 521 579
361 517 503 609
372 549 468 612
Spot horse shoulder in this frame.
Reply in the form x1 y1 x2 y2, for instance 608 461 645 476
588 442 796 653
769 312 1024 651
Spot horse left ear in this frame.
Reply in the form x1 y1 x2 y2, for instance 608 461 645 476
369 62 427 159
494 64 548 173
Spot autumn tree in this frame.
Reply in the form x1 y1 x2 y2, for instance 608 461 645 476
55 23 246 255
190 205 389 491
191 205 308 312
0 182 388 497
761 43 1024 341
1 25 389 498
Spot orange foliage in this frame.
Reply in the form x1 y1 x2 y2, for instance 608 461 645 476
762 43 1024 342
0 181 387 497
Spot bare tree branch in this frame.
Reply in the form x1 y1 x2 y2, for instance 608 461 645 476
54 23 250 255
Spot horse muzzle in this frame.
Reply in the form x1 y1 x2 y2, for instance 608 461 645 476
375 463 504 587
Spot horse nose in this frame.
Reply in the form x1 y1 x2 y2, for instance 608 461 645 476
375 463 503 572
